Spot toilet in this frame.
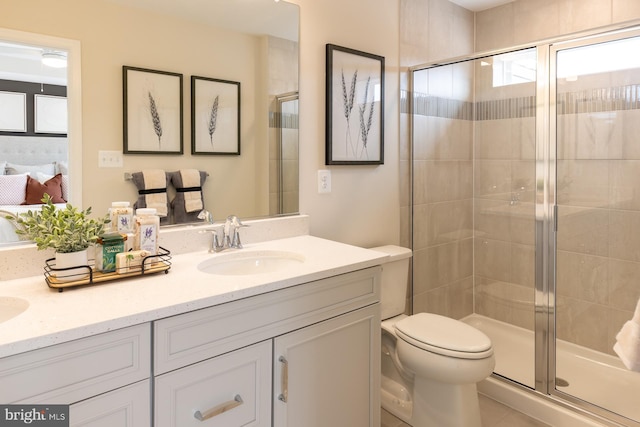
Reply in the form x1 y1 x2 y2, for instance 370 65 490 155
372 245 495 427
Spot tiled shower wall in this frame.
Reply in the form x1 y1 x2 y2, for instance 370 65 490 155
556 70 640 354
413 56 640 356
403 0 640 356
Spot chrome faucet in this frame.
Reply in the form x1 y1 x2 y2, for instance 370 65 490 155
198 210 226 253
200 214 247 253
197 209 215 224
224 215 247 249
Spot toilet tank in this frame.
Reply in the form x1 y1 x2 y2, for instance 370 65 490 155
370 245 412 320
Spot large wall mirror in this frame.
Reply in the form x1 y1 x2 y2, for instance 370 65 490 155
0 0 299 246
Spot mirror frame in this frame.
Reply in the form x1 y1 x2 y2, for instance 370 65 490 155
0 27 82 206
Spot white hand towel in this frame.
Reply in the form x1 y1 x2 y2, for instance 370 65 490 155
613 298 640 372
180 169 203 213
142 169 168 217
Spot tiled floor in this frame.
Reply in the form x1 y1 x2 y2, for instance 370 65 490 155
381 394 551 427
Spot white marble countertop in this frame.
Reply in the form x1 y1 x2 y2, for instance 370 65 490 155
0 235 388 358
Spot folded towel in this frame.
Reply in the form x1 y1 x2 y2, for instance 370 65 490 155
141 170 168 217
613 298 640 372
180 169 203 213
131 170 169 220
169 170 207 224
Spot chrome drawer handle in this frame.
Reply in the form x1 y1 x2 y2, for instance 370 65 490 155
194 394 243 421
278 355 288 403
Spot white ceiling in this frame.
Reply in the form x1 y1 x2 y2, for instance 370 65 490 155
448 0 514 12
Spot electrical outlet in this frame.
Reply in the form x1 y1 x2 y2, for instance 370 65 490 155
318 169 331 193
98 150 123 168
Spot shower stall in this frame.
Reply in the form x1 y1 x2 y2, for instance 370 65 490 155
410 24 640 426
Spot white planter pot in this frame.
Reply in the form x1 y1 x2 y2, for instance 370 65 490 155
55 249 90 282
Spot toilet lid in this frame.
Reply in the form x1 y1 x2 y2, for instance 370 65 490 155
394 313 493 359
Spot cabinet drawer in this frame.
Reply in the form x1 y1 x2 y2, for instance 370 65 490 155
70 380 151 427
155 340 272 427
154 266 380 374
0 323 150 404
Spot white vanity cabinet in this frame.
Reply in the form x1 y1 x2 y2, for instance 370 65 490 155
153 266 381 427
0 323 151 427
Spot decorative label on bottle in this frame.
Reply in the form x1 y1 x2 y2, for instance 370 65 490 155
138 224 158 254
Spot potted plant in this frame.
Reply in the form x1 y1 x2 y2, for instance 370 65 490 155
8 194 109 282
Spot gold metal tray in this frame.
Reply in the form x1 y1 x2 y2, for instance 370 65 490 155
44 247 171 292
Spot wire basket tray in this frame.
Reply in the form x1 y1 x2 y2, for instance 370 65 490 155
44 247 172 292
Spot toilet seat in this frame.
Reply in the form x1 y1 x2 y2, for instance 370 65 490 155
395 313 493 360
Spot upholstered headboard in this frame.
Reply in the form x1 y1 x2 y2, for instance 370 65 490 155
0 135 68 165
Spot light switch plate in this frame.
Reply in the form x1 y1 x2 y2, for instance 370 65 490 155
318 169 331 193
98 150 123 168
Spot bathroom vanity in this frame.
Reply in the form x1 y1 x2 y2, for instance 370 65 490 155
0 232 385 426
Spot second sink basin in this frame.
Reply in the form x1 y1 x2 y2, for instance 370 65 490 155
0 296 29 324
198 250 306 276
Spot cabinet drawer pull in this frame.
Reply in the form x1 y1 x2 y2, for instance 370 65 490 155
193 394 243 421
278 355 288 403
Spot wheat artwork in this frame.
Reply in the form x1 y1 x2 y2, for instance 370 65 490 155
341 69 358 158
358 76 375 159
148 91 163 147
208 95 219 146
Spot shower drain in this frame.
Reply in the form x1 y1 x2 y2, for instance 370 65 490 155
556 377 570 387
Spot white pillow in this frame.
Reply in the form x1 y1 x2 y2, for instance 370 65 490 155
36 172 69 202
56 161 69 175
6 162 56 177
0 174 28 205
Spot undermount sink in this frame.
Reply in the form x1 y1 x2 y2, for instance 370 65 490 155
197 250 306 276
0 296 29 323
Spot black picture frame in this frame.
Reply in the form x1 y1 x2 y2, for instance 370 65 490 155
191 76 241 155
123 66 183 154
326 44 384 165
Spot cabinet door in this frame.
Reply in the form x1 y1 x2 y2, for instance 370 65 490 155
273 304 380 427
155 340 272 427
69 380 150 427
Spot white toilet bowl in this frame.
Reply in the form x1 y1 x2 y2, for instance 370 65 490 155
372 246 495 427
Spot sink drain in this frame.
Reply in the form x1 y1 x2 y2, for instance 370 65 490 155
556 377 570 387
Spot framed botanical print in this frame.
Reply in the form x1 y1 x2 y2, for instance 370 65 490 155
191 76 241 155
326 44 384 165
123 66 183 154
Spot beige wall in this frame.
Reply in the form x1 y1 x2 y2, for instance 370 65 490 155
476 0 640 52
1 0 269 221
290 0 401 248
1 0 402 248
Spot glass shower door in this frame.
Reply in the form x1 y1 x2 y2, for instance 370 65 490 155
553 32 640 424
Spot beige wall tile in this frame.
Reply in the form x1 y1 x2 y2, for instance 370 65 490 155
475 238 512 282
609 209 640 262
474 159 512 200
556 296 610 353
510 243 536 289
558 0 612 35
557 159 609 207
449 276 474 319
608 258 640 311
475 2 515 51
612 0 640 23
475 198 512 242
426 160 473 202
557 250 609 304
557 206 609 256
513 0 561 45
427 199 473 245
420 238 474 289
475 119 513 160
610 160 640 211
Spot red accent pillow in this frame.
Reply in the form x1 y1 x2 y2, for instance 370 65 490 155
22 173 66 205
